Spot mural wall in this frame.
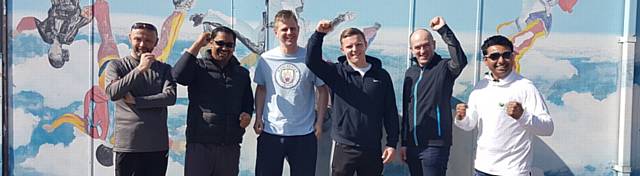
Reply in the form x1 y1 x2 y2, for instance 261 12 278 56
4 0 637 175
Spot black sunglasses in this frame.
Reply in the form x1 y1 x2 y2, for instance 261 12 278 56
485 51 513 61
131 22 158 32
214 40 235 48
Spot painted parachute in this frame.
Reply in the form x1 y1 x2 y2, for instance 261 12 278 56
496 0 577 73
190 9 266 67
363 22 382 44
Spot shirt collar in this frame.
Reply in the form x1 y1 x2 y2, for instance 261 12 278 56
486 70 518 86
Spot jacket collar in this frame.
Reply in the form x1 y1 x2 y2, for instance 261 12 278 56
338 55 383 73
203 49 240 71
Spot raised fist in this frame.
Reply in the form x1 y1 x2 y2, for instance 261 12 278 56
455 103 467 120
430 16 446 31
316 20 334 34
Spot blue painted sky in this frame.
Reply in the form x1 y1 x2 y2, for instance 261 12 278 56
10 0 623 34
12 91 80 164
543 58 618 105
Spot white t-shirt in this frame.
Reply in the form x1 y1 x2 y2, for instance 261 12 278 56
350 62 371 77
254 46 325 136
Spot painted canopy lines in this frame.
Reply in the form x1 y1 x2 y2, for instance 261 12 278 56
496 0 577 73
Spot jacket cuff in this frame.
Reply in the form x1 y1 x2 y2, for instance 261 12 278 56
313 31 328 38
386 141 398 149
436 24 450 34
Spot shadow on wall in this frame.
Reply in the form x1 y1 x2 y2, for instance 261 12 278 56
532 136 574 176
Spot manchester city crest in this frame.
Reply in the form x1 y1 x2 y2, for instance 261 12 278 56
275 63 301 89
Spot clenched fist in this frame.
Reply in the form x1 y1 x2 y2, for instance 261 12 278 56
430 16 446 31
239 112 251 128
506 101 524 120
455 103 467 120
316 20 334 33
136 53 156 72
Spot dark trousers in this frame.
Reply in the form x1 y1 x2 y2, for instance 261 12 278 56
185 143 240 176
115 150 168 176
406 146 451 176
255 132 317 176
331 143 383 176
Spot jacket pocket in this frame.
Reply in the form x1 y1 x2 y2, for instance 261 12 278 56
201 112 225 132
336 110 358 139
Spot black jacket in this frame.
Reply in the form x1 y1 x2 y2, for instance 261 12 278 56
402 24 467 147
306 32 399 150
173 51 254 144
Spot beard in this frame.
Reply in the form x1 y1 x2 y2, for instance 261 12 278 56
135 47 153 58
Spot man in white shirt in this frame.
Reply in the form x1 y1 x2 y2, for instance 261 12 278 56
454 35 554 176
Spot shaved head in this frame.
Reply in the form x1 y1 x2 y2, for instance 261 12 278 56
410 29 434 45
410 29 436 67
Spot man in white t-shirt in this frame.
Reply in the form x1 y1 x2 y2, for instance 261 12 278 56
455 35 554 176
253 9 329 176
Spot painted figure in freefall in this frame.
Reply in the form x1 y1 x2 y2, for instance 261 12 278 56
39 0 194 166
14 0 92 68
496 0 577 72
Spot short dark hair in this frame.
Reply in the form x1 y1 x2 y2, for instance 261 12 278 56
340 28 366 45
131 22 158 34
481 35 513 55
211 26 237 42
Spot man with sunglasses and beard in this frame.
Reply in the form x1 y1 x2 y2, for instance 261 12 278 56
454 35 554 176
105 22 177 176
400 16 467 176
173 26 254 176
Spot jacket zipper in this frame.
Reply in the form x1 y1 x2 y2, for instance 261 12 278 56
413 67 443 146
412 68 423 145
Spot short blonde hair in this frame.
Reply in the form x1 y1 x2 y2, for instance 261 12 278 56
274 10 298 27
340 28 366 45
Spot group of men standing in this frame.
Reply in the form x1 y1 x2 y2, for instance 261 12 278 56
105 9 554 176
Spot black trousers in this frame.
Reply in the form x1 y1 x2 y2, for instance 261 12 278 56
255 132 318 176
331 143 383 176
115 150 168 176
185 143 240 176
406 146 451 176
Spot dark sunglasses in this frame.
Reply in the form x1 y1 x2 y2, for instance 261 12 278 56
131 22 158 32
214 40 235 48
485 51 513 61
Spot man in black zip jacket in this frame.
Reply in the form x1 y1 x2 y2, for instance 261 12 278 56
306 21 399 176
172 26 254 176
400 16 467 176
